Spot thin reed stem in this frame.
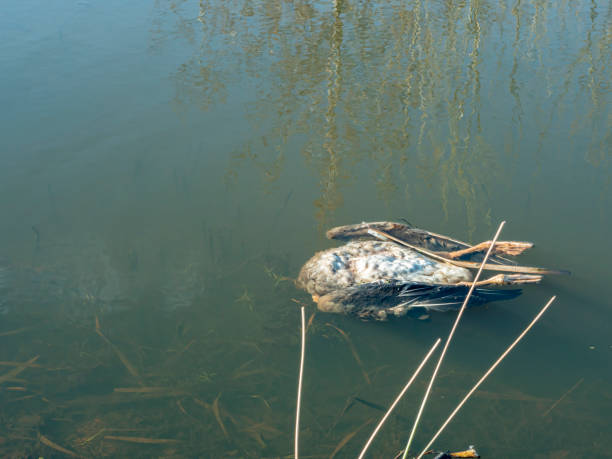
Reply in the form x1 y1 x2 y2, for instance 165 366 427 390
415 296 556 459
401 221 506 459
358 338 442 459
295 306 306 459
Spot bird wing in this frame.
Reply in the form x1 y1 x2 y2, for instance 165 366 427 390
317 280 522 318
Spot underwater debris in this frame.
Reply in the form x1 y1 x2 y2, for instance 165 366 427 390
104 435 179 444
326 323 370 384
329 418 373 459
358 339 441 459
213 393 229 438
39 433 79 457
235 288 255 311
0 356 39 385
541 378 584 418
95 316 141 381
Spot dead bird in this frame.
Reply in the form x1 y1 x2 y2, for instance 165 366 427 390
297 221 565 320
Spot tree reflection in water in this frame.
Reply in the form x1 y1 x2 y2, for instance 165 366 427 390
153 0 610 231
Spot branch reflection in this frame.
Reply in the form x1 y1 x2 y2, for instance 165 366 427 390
153 0 611 228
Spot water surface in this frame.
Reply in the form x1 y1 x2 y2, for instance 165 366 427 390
1 0 611 457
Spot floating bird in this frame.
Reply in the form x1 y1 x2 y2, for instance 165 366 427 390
297 221 564 320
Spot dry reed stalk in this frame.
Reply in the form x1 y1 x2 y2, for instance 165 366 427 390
369 228 567 275
415 296 556 458
358 338 441 459
295 306 306 459
444 240 533 258
401 221 506 459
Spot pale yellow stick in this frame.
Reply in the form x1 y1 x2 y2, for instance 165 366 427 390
415 296 556 458
369 229 567 275
401 221 506 459
295 306 306 459
444 240 533 258
456 273 542 287
358 338 441 459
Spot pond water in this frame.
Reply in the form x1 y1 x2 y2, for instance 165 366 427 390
1 0 610 457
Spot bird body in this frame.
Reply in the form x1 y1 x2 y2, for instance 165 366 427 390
297 240 472 297
296 222 549 320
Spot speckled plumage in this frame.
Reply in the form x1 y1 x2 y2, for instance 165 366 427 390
296 240 473 297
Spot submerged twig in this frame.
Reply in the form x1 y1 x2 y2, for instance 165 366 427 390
250 394 271 409
0 360 42 368
213 393 229 438
353 397 388 413
113 387 186 396
329 396 356 432
307 312 316 332
104 435 179 444
0 355 39 384
39 433 79 457
402 221 506 459
326 323 370 385
295 306 306 459
0 327 31 337
330 418 373 459
358 338 441 459
415 296 556 458
351 397 412 424
113 386 167 393
542 377 584 417
95 316 141 381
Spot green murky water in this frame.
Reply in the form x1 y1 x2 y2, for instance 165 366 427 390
1 0 610 457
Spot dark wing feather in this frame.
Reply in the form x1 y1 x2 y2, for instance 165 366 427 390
317 280 521 318
397 283 522 311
